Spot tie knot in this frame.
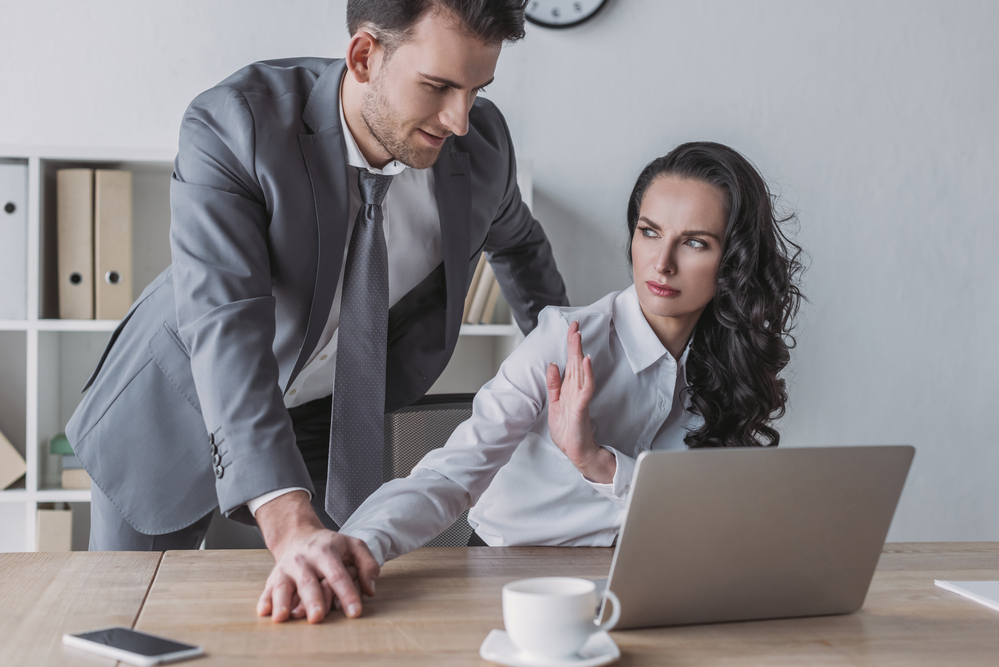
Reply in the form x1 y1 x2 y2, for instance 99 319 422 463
357 169 393 206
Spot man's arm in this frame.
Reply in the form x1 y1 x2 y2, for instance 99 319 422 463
480 106 569 333
171 83 377 623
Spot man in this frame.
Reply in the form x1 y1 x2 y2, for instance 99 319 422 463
66 0 566 625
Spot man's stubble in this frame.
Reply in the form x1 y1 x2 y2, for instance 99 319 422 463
360 73 443 170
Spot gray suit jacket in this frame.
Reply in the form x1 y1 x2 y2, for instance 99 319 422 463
66 58 567 535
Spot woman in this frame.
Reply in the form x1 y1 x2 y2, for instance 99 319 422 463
341 141 804 564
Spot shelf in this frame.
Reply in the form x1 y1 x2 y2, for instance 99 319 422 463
36 319 119 332
0 320 30 331
459 324 520 337
0 490 91 504
36 489 91 503
0 319 120 332
0 490 29 503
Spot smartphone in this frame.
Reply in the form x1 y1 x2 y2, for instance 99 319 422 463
62 627 203 666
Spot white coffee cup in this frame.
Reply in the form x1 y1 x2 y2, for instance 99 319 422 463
502 577 621 659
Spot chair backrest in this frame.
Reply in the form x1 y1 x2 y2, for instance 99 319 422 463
383 393 475 547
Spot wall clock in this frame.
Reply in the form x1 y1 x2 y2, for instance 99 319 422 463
525 0 609 29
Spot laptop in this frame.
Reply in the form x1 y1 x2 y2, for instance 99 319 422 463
598 445 914 629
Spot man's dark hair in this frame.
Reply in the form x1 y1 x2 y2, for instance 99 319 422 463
347 0 528 53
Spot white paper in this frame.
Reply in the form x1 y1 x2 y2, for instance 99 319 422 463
935 580 999 613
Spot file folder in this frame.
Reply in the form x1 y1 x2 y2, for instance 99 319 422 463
94 169 133 320
0 163 28 320
57 168 95 319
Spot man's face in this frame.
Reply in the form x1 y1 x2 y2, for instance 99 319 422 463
361 11 502 169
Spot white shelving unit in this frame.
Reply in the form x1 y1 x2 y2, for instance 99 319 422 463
0 145 527 552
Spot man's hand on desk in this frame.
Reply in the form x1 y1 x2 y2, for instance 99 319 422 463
254 490 379 624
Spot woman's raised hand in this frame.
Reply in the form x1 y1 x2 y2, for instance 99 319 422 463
546 321 616 484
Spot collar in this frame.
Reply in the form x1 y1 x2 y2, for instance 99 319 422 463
613 285 693 374
338 78 407 176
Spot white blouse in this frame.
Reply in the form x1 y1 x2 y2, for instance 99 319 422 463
341 285 701 565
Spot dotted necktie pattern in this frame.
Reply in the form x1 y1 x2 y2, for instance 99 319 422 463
326 169 394 526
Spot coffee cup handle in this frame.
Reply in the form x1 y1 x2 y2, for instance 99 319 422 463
595 589 621 633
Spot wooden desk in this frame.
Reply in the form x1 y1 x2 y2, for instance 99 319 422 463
2 544 998 666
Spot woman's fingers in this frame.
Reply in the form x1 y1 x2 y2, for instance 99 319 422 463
546 362 562 406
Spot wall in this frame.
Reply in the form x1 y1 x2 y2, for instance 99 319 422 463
1 0 996 541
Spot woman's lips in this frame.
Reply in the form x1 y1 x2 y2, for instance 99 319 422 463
647 281 680 297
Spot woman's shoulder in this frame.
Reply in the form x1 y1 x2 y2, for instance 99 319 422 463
534 291 621 352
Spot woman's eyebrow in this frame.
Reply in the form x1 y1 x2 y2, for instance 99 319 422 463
682 229 721 240
638 216 662 230
639 217 721 240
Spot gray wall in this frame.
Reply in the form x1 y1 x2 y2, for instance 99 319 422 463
2 0 996 541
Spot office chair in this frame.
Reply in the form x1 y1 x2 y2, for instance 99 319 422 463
383 392 476 548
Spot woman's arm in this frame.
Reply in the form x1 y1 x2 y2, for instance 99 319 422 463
340 307 568 564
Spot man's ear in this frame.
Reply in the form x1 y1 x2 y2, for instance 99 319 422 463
346 30 381 84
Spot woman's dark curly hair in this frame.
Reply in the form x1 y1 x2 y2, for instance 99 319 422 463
626 142 804 448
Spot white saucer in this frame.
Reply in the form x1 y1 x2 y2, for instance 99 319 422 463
479 629 620 667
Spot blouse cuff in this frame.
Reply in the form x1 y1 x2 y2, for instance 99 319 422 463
584 447 636 506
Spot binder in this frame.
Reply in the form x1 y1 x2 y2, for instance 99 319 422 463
463 253 488 323
57 169 95 319
36 508 73 552
94 170 133 320
0 426 26 490
465 261 495 324
480 279 502 325
0 163 28 320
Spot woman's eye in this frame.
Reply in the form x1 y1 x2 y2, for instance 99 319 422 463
640 227 658 238
684 238 708 249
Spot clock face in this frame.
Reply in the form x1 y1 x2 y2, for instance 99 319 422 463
525 0 609 29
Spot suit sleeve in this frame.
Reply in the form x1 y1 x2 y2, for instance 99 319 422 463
170 85 313 524
481 107 570 333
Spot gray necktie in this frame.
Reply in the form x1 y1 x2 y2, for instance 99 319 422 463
326 168 394 526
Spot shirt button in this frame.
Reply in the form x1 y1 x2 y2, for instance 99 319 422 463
213 454 222 467
320 355 328 361
210 444 218 456
214 465 224 479
623 485 631 494
289 389 297 395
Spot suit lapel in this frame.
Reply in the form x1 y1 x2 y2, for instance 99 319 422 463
433 144 472 349
289 61 350 389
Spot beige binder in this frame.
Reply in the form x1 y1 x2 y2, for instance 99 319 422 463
36 508 73 552
56 169 95 320
0 427 26 490
465 260 495 324
462 253 488 323
480 280 502 324
94 170 133 320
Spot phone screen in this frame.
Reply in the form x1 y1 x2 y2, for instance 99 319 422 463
71 627 197 657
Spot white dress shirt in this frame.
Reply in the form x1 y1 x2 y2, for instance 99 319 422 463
248 82 443 516
341 285 702 565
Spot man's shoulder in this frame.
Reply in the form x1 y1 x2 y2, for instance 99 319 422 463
214 57 337 99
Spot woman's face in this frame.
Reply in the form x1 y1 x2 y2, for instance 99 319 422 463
631 175 727 335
